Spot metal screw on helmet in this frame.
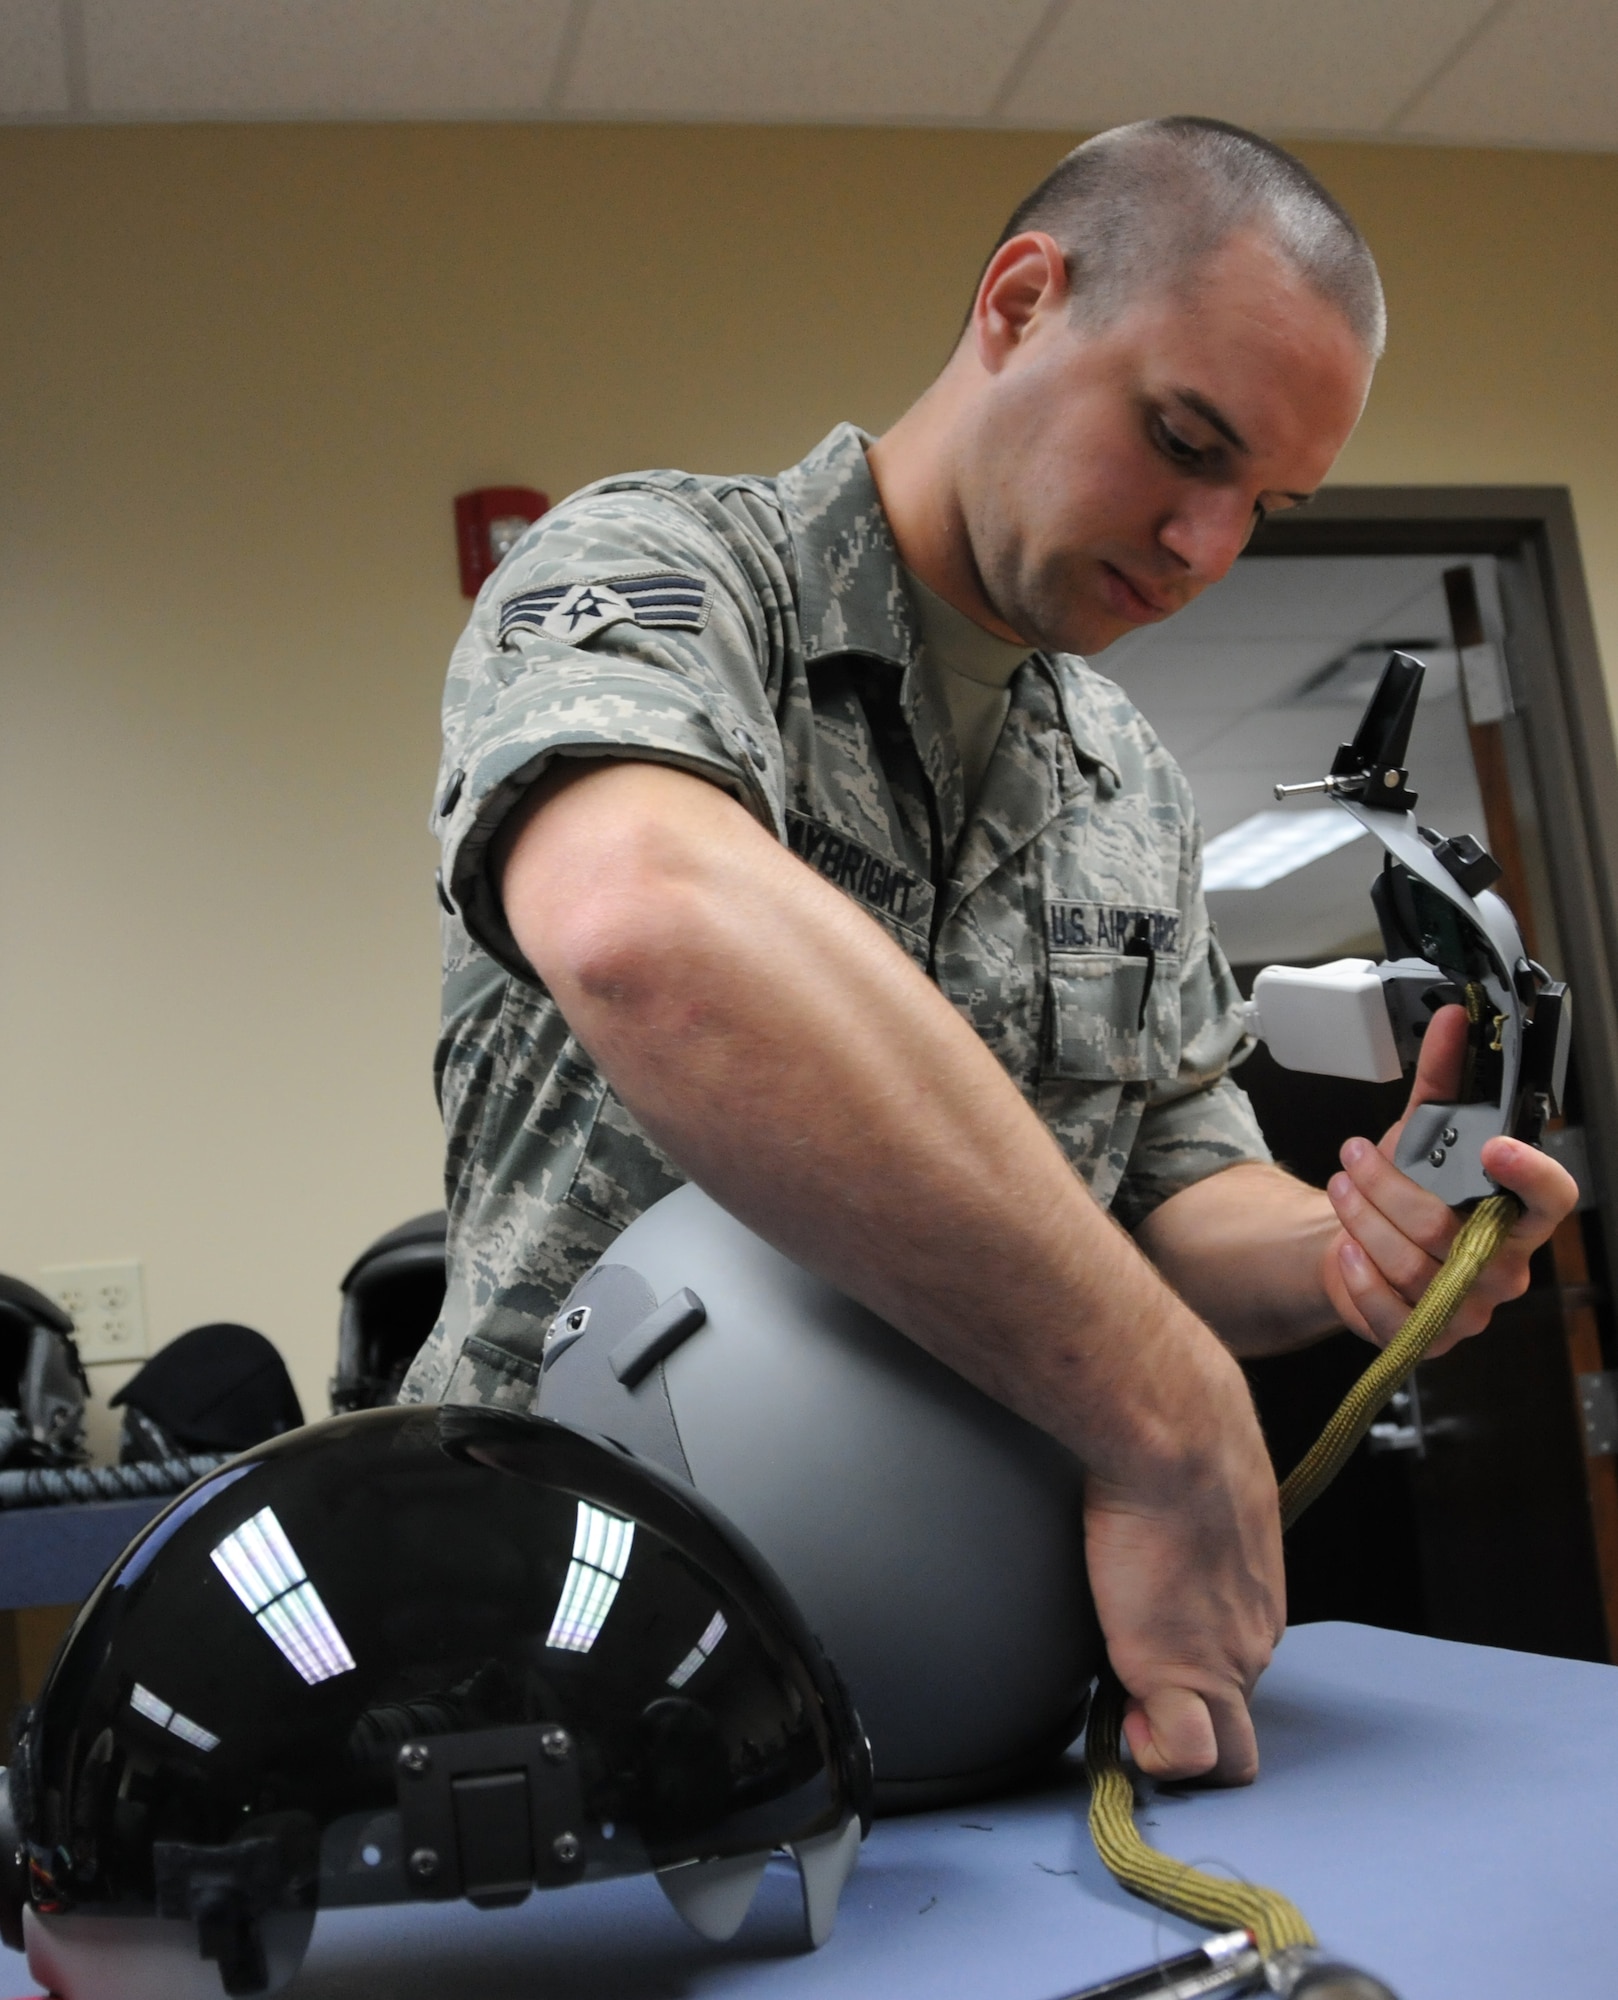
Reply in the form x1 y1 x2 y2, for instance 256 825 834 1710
409 1847 440 1881
539 1725 571 1762
398 1742 431 1777
552 1833 581 1865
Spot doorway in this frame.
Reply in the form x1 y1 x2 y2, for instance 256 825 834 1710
1092 487 1618 1662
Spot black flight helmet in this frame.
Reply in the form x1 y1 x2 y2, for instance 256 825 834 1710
0 1405 871 2000
330 1213 447 1413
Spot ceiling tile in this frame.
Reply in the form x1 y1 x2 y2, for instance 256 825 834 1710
84 0 574 118
1 0 70 117
564 0 1053 123
998 0 1494 135
1396 0 1618 150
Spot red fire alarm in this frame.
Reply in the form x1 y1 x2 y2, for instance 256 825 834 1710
454 486 550 597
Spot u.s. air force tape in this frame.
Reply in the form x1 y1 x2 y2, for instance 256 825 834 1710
786 812 931 934
1046 902 1180 955
499 572 710 647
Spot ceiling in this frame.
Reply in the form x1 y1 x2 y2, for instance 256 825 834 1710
3 0 1615 150
1090 553 1497 968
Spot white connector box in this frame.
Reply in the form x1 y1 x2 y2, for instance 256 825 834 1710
1247 959 1405 1085
39 1260 149 1366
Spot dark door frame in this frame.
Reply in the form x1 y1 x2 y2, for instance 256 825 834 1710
1252 484 1618 1280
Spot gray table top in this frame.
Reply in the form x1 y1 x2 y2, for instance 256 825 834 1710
3 1620 1614 1999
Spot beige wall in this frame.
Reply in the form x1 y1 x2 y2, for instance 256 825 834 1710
3 123 1616 1441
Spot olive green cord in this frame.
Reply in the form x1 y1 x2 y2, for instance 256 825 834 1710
1086 1670 1317 1954
1086 1189 1523 1951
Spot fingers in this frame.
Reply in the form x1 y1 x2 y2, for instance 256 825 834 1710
1122 1685 1259 1786
1327 1135 1458 1340
1327 1117 1580 1353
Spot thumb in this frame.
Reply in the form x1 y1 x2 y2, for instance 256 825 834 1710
1121 1687 1219 1781
1382 1002 1468 1162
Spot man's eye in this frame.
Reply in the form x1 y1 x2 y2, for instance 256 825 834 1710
1152 416 1208 469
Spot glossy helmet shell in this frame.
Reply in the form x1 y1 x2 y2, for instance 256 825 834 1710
7 1405 871 1998
533 1184 1100 1811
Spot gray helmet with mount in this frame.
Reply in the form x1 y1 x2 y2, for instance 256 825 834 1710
532 1183 1101 1811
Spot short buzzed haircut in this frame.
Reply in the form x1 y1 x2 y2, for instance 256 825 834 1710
991 116 1386 358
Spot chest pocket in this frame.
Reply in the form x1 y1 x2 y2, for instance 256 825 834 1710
1044 902 1182 1083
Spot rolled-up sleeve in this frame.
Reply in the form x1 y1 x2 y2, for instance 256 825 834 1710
436 489 787 980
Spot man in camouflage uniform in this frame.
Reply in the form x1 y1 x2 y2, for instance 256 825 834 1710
404 118 1575 1785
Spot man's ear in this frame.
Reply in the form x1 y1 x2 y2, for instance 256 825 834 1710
972 231 1069 375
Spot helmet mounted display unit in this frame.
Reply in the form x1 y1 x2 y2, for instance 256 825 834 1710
1248 651 1571 1170
0 1405 871 2000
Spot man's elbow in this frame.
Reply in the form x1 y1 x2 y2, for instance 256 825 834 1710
499 766 737 1023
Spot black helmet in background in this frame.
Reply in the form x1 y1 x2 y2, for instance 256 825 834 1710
532 1184 1101 1811
1 1406 871 1999
111 1323 303 1465
330 1212 447 1413
0 1276 88 1470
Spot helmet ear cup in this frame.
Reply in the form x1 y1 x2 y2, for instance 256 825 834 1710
24 1907 314 2000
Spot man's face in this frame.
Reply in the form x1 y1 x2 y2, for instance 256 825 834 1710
959 228 1374 656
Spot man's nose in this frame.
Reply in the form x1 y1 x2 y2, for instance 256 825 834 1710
1156 490 1257 585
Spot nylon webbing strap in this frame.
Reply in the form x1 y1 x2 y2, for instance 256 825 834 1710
1086 1189 1522 1948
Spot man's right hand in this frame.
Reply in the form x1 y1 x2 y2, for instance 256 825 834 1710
499 755 1285 1785
1082 1344 1284 1784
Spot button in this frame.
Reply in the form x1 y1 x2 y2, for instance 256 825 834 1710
438 769 465 817
733 726 769 772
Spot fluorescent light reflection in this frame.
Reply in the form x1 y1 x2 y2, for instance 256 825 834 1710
667 1609 728 1689
546 1502 635 1654
130 1682 220 1753
211 1506 356 1686
1203 810 1364 891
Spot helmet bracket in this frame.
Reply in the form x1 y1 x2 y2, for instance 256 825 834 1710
152 1835 287 1997
394 1723 585 1909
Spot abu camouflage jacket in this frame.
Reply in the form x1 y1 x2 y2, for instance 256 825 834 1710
402 424 1269 1411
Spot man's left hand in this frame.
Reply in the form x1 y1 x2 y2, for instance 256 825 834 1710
1322 1003 1580 1354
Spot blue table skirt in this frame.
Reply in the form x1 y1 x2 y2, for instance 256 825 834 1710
0 1499 166 1612
2 1622 1614 1998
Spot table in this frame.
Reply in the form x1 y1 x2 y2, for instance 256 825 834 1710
0 1498 167 1612
2 1621 1614 1998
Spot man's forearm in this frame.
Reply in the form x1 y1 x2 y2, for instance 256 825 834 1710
1135 1162 1344 1357
498 759 1250 1480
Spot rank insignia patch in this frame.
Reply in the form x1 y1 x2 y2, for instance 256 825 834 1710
499 572 710 647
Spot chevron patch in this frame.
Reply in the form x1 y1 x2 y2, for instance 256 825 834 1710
500 571 710 647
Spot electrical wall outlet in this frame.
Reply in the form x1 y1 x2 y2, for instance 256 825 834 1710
39 1260 148 1366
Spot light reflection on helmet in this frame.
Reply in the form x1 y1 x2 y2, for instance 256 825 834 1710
0 1406 871 1998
